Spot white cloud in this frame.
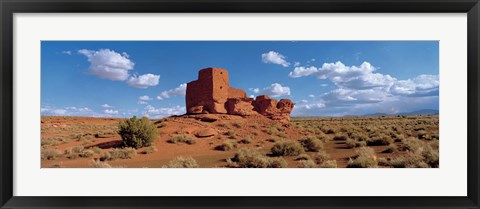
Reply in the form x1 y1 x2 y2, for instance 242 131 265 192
139 95 153 101
308 94 315 98
294 62 301 67
62 50 72 55
249 88 260 94
138 100 148 105
41 106 94 116
126 74 160 89
104 109 119 114
143 105 185 118
391 74 439 97
79 49 135 81
262 83 291 97
157 83 187 100
320 84 328 87
289 61 439 116
261 51 290 67
101 104 113 108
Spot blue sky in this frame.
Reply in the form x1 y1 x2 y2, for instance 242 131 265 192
41 41 439 118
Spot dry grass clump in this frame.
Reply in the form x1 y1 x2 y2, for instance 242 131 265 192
229 148 287 168
299 137 324 152
295 154 312 161
232 121 243 128
347 147 378 168
100 147 137 161
91 159 112 168
168 134 196 145
215 140 238 151
238 136 252 144
399 137 424 151
313 150 330 165
41 148 62 160
142 145 158 154
332 135 348 141
226 130 236 139
271 140 304 156
319 160 337 168
345 138 367 148
366 133 393 146
382 144 397 153
298 159 317 168
165 157 199 168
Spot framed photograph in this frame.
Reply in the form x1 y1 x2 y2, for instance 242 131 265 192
1 0 479 208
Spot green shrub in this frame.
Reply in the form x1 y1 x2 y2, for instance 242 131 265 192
271 141 304 156
230 148 287 168
166 157 199 168
118 116 158 148
168 134 196 145
299 137 324 152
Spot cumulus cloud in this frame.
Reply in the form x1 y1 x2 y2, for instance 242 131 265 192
249 88 260 94
290 61 439 116
143 105 185 118
261 51 290 67
101 104 113 108
157 83 187 100
308 94 315 98
138 100 148 105
62 50 72 55
391 74 439 97
126 74 160 89
41 106 94 116
104 109 119 114
262 83 291 97
139 95 153 101
79 48 160 88
79 49 135 81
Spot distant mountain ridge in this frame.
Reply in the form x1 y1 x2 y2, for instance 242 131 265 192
361 109 439 117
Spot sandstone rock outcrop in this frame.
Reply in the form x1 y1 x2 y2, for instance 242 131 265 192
186 67 294 122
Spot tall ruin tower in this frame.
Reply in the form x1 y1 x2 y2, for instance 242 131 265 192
186 67 246 114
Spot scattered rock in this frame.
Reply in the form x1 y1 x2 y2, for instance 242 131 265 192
194 128 217 138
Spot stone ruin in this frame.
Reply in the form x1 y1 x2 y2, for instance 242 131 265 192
186 67 294 123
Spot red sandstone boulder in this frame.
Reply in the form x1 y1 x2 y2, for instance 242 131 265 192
226 98 257 116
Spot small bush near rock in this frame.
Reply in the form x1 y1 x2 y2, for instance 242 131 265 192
299 159 316 168
118 116 158 148
166 157 199 168
320 160 338 168
142 146 158 154
238 136 252 144
271 141 304 156
366 134 393 146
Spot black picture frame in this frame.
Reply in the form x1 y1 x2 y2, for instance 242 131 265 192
1 0 479 208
